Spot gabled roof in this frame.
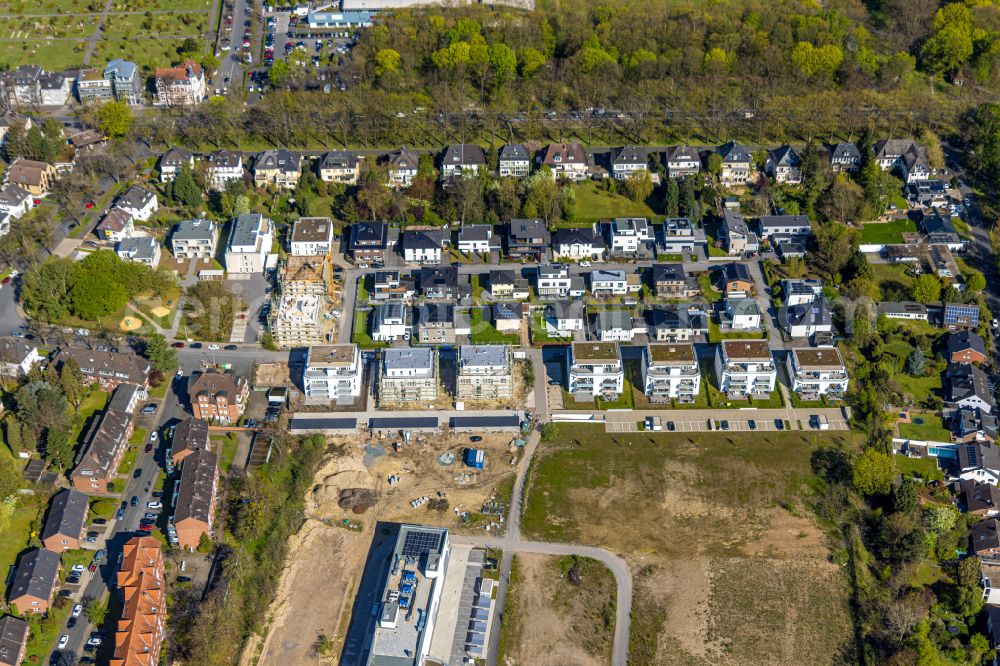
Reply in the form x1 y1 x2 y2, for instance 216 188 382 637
718 141 751 163
171 417 209 460
492 302 524 320
646 305 705 330
116 185 155 211
402 229 444 251
459 225 491 242
553 226 598 247
542 143 586 167
0 183 30 207
318 150 358 169
769 145 799 167
387 147 420 171
0 336 36 366
188 370 245 401
961 478 1000 513
41 488 88 544
973 518 1000 553
490 269 515 286
418 266 458 290
255 149 301 172
509 218 550 241
665 145 699 162
174 447 218 525
722 262 752 283
161 146 193 167
0 615 28 665
97 209 133 236
442 143 486 167
349 221 387 248
957 440 1000 473
208 150 241 168
418 303 454 324
499 143 529 162
946 362 995 406
874 138 917 160
829 141 861 161
8 548 59 603
780 297 832 329
651 263 686 283
948 330 986 359
612 145 649 166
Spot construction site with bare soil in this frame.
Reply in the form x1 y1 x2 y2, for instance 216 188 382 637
251 428 523 666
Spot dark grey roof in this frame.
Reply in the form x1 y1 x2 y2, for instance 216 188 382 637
0 337 36 366
419 303 454 324
161 146 193 167
41 488 88 544
116 185 155 211
449 415 520 428
946 362 995 406
509 218 549 241
490 269 515 286
387 147 420 170
255 149 300 172
54 348 151 384
722 262 752 283
403 229 443 251
647 305 706 331
759 214 812 233
829 141 861 161
612 145 649 166
972 518 1000 553
779 297 832 329
962 479 1000 513
666 145 699 162
948 330 986 359
718 141 751 163
288 417 357 431
958 441 1000 472
459 225 491 242
499 143 529 162
0 184 30 207
419 266 457 291
0 615 28 665
877 301 927 317
442 143 486 167
769 145 799 167
921 211 957 236
369 417 439 430
318 150 358 170
492 302 523 320
553 227 598 246
8 548 59 604
174 448 218 526
349 221 387 249
651 263 686 283
209 150 242 168
172 417 209 459
73 408 132 480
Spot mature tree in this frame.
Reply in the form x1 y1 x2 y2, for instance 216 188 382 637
853 447 893 496
905 349 926 376
819 175 864 223
59 357 86 409
664 178 680 218
912 274 942 303
920 3 974 76
679 176 700 220
141 334 178 374
173 163 203 209
891 479 918 514
521 169 562 225
809 222 856 281
97 100 133 138
623 171 653 203
0 448 21 498
20 257 75 322
706 153 723 178
965 270 986 293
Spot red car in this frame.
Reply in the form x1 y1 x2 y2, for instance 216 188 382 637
1 277 10 286
88 562 98 572
85 201 95 209
171 341 185 348
144 443 153 453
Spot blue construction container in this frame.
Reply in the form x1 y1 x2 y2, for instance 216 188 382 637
464 448 485 469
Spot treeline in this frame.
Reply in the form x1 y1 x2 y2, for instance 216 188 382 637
170 432 328 665
20 250 175 323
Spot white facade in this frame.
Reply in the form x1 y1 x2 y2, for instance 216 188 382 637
0 184 33 219
590 270 628 295
537 265 571 298
786 348 849 399
303 344 362 401
380 347 438 403
225 214 273 274
609 218 651 253
116 188 158 222
289 217 334 256
641 343 700 402
456 345 514 401
568 342 624 398
457 226 492 254
371 303 408 342
724 299 761 330
207 153 244 190
404 244 441 264
115 237 161 268
714 340 777 397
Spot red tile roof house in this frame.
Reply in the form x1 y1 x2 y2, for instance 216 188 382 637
112 536 166 666
7 548 60 614
40 488 89 552
188 370 248 424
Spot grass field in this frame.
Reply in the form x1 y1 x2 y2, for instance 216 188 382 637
871 262 916 298
895 454 945 482
571 181 659 223
898 412 951 442
523 424 855 665
859 218 917 244
470 307 519 345
212 432 239 473
351 309 387 349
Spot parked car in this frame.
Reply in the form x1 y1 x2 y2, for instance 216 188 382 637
115 506 125 520
93 517 107 525
470 436 482 442
147 501 162 509
190 342 203 349
71 564 86 574
145 443 153 453
88 561 98 572
72 604 83 618
774 419 785 430
130 495 139 507
141 404 157 414
208 343 220 350
721 420 730 431
86 637 102 648
666 421 675 431
171 341 185 348
224 344 239 350
144 512 157 521
133 468 142 479
748 419 757 431
58 635 69 649
149 432 158 442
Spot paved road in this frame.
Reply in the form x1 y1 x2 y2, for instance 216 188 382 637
81 0 115 65
216 0 249 91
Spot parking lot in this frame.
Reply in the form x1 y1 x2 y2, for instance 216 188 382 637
263 10 355 71
593 407 851 434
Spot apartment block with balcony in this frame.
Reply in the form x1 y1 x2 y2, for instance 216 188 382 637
112 536 165 666
270 293 324 347
714 339 776 398
456 345 513 402
303 344 362 403
380 347 438 403
641 342 700 403
786 347 848 400
568 342 624 400
536 264 571 298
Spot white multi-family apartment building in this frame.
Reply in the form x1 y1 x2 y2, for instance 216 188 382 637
456 345 514 401
786 347 849 400
302 344 362 402
609 217 652 253
371 301 408 342
225 213 273 274
536 264 572 298
499 143 531 178
590 269 629 296
206 151 244 190
380 347 438 403
290 217 334 256
568 341 624 399
714 339 777 398
610 145 650 181
171 219 218 260
641 342 700 403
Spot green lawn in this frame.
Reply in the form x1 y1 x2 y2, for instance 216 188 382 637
470 308 519 344
212 433 239 473
561 377 636 410
0 491 44 584
89 497 118 520
71 390 110 444
894 454 945 482
23 603 71 664
530 313 570 344
59 549 93 581
898 413 951 442
708 319 766 344
706 378 785 409
570 181 659 223
892 371 943 402
871 263 916 296
116 445 139 476
859 218 917 244
351 309 387 349
698 273 723 303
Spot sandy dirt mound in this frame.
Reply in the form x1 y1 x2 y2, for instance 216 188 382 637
119 316 143 331
150 305 171 317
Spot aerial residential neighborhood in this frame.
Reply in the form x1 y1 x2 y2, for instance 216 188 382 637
1 0 1000 665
